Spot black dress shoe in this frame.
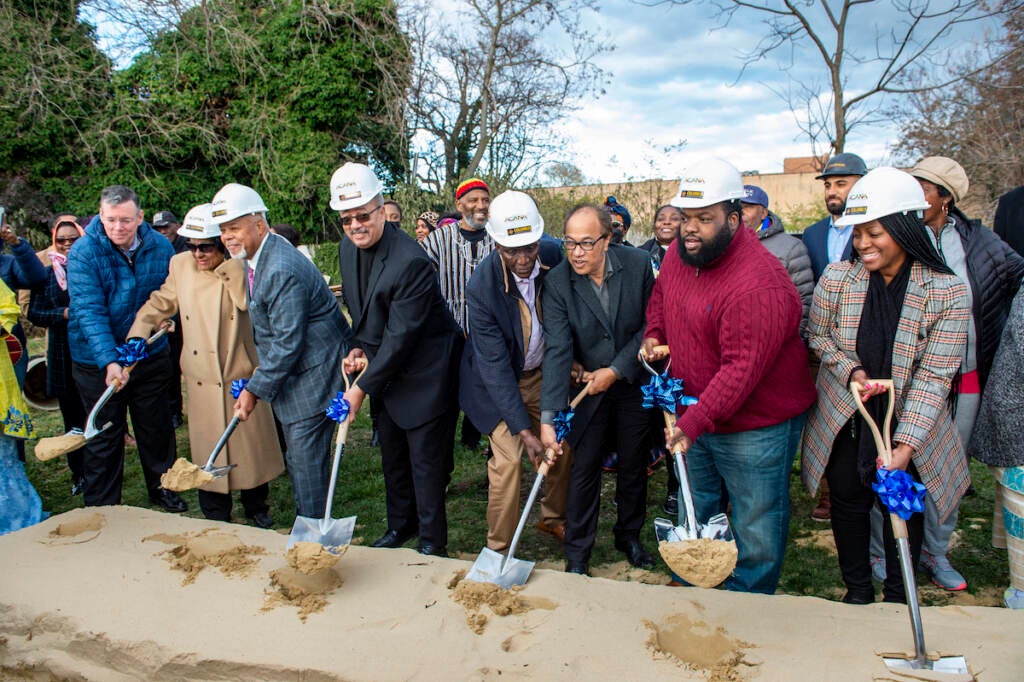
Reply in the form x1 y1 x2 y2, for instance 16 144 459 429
842 590 874 605
150 488 188 513
248 512 274 529
418 543 447 557
370 428 381 448
615 537 656 569
171 413 185 430
70 476 85 496
565 560 590 575
371 528 416 548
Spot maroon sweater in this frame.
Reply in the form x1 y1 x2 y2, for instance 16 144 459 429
645 227 816 441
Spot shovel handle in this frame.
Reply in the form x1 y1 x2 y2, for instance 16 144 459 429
849 379 908 538
569 381 592 409
343 357 369 392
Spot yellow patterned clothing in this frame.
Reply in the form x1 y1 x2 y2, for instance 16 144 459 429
0 280 33 439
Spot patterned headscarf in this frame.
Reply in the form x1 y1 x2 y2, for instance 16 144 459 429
417 211 439 231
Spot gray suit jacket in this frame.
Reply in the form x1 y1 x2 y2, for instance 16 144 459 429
541 244 654 446
246 233 352 424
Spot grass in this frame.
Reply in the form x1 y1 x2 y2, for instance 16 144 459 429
20 351 1010 606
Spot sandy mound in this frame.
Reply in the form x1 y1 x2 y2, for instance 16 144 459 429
159 457 215 491
144 528 266 585
43 511 105 545
286 542 346 574
0 507 1018 680
659 538 738 588
447 569 552 634
646 614 755 681
263 566 343 622
33 432 86 461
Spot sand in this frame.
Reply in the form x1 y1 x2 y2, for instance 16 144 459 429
144 527 266 585
286 541 346 574
33 432 86 461
659 538 738 588
1 506 1021 680
159 457 215 492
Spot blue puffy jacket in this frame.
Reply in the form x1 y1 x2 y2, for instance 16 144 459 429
67 216 172 368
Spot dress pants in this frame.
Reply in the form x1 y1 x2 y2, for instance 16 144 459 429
827 419 923 603
277 410 335 518
199 483 270 521
58 386 86 480
563 380 649 564
378 404 457 549
486 369 570 550
72 351 177 506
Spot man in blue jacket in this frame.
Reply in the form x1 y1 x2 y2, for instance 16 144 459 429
459 191 568 551
801 152 867 282
68 185 185 512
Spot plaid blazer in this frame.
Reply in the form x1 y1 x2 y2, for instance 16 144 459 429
801 260 970 521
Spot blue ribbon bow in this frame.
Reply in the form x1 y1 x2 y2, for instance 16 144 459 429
641 371 698 412
230 379 249 399
114 338 149 366
553 407 574 443
325 391 351 423
872 468 927 520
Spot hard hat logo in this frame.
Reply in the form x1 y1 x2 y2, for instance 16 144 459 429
849 192 869 201
680 190 704 199
211 208 227 217
507 225 532 236
683 177 706 183
845 206 868 215
505 214 528 222
337 191 363 202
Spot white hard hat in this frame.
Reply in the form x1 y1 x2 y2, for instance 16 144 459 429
329 162 384 211
485 191 545 247
670 157 746 209
176 203 219 239
209 183 268 225
834 167 930 226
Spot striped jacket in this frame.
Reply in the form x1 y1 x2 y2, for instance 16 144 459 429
422 223 494 334
801 260 970 521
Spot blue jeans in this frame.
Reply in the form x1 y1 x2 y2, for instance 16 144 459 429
683 414 805 593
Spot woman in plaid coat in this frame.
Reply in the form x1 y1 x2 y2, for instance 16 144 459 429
801 168 970 604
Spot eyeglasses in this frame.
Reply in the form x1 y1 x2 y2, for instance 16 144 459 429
563 234 608 252
55 236 79 246
339 204 383 228
185 242 220 254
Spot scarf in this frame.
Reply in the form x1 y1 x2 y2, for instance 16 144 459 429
49 252 69 291
853 258 913 485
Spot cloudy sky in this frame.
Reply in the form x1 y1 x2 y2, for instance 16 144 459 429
553 0 990 183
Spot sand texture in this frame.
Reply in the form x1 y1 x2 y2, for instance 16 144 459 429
659 538 739 588
159 457 215 492
286 541 346 575
144 527 266 585
33 433 86 461
1 507 1019 680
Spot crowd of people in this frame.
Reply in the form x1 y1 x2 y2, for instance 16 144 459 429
1 153 1023 609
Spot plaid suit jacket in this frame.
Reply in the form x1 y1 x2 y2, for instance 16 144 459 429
801 260 970 521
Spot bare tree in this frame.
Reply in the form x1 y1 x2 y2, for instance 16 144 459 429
402 0 608 193
650 0 1022 160
894 1 1024 213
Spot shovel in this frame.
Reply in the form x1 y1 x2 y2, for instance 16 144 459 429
850 379 970 676
286 360 368 554
640 347 737 588
34 328 168 461
465 382 592 588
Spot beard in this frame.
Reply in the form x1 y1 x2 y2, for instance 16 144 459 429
677 224 735 268
231 248 248 260
826 198 846 217
463 213 487 230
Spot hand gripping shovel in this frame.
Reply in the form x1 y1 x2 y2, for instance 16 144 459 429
35 328 169 462
850 380 970 676
465 382 592 588
286 360 368 554
640 347 737 588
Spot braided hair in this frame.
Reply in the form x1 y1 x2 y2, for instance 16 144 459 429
851 212 953 276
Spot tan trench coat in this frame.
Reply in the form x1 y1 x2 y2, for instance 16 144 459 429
129 253 284 493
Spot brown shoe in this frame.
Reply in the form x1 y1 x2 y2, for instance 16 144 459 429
536 520 565 542
811 490 831 522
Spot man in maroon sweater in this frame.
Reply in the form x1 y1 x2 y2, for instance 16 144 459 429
642 157 817 594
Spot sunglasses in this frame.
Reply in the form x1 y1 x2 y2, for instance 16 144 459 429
55 236 79 246
338 204 383 228
185 242 220 254
610 221 624 229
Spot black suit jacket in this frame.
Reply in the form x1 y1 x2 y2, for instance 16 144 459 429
339 223 462 430
459 240 563 436
995 185 1024 258
802 216 852 282
540 244 654 446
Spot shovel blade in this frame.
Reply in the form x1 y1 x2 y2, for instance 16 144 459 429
465 547 535 589
882 656 970 675
203 463 236 478
83 420 112 441
286 514 356 553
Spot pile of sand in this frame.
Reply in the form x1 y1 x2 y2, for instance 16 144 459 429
447 569 552 634
144 528 265 585
659 538 738 588
33 432 86 461
285 541 346 574
1 507 1018 680
159 457 215 492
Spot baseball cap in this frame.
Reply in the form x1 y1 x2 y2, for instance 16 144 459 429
152 211 178 227
742 185 769 208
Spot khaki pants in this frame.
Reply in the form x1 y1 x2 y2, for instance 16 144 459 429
486 369 571 550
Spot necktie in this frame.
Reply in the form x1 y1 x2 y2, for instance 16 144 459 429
247 266 255 295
